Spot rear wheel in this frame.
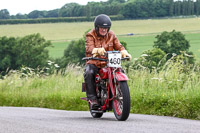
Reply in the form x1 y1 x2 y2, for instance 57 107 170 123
112 81 130 121
89 104 103 118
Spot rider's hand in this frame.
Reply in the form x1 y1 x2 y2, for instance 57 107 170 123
98 48 106 56
92 48 99 57
92 48 106 57
121 50 132 60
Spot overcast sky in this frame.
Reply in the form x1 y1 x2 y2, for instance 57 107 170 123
0 0 108 15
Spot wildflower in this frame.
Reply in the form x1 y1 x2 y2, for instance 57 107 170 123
184 53 193 57
47 60 54 65
172 53 177 56
151 77 163 82
141 54 148 57
54 64 60 68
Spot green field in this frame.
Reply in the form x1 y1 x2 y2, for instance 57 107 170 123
48 33 200 60
0 18 200 59
119 33 200 60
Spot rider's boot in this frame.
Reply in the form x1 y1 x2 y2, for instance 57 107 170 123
89 99 100 110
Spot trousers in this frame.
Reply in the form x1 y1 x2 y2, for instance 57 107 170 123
84 64 99 100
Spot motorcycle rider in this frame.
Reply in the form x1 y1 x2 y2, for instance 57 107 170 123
84 14 132 109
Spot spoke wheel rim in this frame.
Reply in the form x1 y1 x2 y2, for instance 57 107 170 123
113 83 123 116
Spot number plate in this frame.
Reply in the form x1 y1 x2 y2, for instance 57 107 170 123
108 52 121 68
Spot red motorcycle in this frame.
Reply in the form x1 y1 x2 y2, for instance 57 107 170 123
81 51 131 121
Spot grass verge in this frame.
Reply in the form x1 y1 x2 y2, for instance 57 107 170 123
0 62 199 120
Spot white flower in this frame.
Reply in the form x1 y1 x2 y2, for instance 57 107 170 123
172 53 177 56
141 54 148 57
151 77 163 82
47 60 54 65
54 64 60 68
184 53 193 57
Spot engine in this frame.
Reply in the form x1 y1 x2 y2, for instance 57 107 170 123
97 79 108 106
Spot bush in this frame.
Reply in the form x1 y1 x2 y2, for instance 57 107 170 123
133 48 166 72
0 34 52 74
61 38 86 67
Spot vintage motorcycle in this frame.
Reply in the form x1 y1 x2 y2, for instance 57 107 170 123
81 51 131 121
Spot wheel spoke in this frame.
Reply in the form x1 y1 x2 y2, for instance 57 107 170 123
113 82 124 116
118 97 123 100
113 81 130 121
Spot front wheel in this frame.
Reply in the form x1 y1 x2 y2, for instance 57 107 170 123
112 81 130 121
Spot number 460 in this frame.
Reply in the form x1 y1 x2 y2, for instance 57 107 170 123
109 58 121 64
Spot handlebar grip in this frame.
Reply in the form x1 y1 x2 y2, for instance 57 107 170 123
82 57 92 61
121 57 130 60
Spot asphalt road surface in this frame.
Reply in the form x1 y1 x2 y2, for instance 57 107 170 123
0 107 200 133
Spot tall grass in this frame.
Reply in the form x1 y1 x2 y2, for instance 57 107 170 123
0 60 200 120
0 65 87 111
128 58 200 119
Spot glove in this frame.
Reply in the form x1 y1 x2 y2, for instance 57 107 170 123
92 48 106 57
92 48 98 57
121 50 132 60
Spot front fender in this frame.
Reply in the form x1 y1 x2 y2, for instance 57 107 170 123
115 71 129 81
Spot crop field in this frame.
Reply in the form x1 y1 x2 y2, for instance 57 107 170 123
0 18 200 59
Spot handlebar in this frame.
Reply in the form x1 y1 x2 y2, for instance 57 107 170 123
82 57 107 61
82 57 130 61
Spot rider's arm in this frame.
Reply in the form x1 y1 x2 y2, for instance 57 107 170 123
110 31 125 51
86 33 95 57
110 31 132 60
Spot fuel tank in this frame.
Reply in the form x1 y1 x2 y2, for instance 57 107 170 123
98 68 108 79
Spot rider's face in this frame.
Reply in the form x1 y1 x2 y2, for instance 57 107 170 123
99 27 108 36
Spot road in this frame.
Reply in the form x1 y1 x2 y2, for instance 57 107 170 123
0 107 200 133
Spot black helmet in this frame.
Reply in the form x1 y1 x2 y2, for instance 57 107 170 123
94 14 112 35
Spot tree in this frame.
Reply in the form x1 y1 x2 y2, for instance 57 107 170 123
168 0 174 16
15 13 28 19
59 3 85 17
108 0 126 3
121 1 137 18
15 33 52 68
62 39 86 66
0 37 17 72
46 9 59 18
195 0 200 15
28 10 45 18
174 1 181 16
0 9 10 19
153 30 194 64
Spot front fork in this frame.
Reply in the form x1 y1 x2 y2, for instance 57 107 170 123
110 68 128 99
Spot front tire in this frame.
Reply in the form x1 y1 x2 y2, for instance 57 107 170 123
112 81 130 121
